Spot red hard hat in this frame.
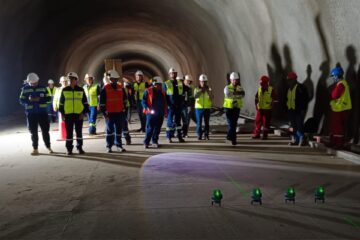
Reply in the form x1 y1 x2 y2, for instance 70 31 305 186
287 72 297 80
260 75 270 83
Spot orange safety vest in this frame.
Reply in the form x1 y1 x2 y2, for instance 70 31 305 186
104 84 124 113
143 87 167 115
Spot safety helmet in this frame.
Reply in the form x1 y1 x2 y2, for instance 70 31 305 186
152 76 162 84
260 75 270 83
84 73 94 80
230 72 240 80
185 74 193 81
67 72 79 79
27 73 40 83
287 72 297 80
135 70 144 76
59 76 69 83
199 74 208 82
176 74 184 80
48 79 54 84
330 67 344 78
168 68 177 74
107 69 120 78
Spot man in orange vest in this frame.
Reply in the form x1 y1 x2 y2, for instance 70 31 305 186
99 70 127 153
328 67 352 149
142 76 167 149
252 76 277 140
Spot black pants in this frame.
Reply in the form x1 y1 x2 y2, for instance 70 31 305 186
27 113 51 149
65 114 83 151
137 101 146 131
225 108 240 143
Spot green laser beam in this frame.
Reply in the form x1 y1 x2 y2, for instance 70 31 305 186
344 217 360 228
218 167 248 197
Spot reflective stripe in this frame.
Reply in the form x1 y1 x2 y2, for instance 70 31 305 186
223 84 243 109
63 90 84 114
287 84 298 110
165 80 183 95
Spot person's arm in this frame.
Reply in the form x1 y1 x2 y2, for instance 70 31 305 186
224 86 233 98
40 87 51 104
194 88 202 98
163 83 170 106
81 89 89 114
99 87 107 116
255 92 259 109
142 89 149 110
59 89 65 115
19 87 30 105
123 88 127 111
331 83 345 100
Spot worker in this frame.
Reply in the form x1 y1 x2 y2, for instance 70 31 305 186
163 67 185 143
99 70 127 153
124 79 134 123
46 79 57 123
328 67 352 149
223 72 245 145
133 70 148 132
19 73 53 155
183 74 195 137
194 74 213 140
53 76 69 141
59 72 89 155
286 71 309 146
252 75 277 140
142 76 167 148
83 73 100 135
122 80 132 145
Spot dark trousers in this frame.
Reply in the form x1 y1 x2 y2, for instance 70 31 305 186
47 104 57 123
137 101 146 131
181 106 189 136
106 112 124 148
329 110 349 149
166 106 182 139
65 114 83 151
144 114 164 145
288 110 305 144
225 108 240 143
27 113 51 149
195 109 211 138
88 106 98 134
123 108 131 141
253 109 272 137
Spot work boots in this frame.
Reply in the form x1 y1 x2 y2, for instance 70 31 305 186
31 149 39 156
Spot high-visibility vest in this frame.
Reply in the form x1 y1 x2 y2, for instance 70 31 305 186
330 80 352 112
287 84 298 110
165 80 183 96
143 87 166 115
134 82 146 101
104 84 124 113
194 88 212 109
46 87 56 104
258 86 273 110
63 89 85 114
84 84 99 107
53 87 63 110
223 84 243 109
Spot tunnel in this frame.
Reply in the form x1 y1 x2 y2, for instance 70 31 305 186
0 0 359 142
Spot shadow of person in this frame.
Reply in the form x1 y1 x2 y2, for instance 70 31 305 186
354 64 360 144
303 64 314 103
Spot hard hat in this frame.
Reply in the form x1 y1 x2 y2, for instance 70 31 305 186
330 67 344 78
176 74 184 80
230 72 240 80
84 73 94 80
135 70 144 76
260 75 270 83
287 72 297 80
185 74 193 81
27 73 40 83
59 76 69 83
48 79 54 84
107 69 120 78
168 68 177 74
67 72 79 79
152 76 162 84
199 74 208 81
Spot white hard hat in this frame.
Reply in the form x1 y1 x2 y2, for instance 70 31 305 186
152 76 162 83
168 68 176 74
27 73 39 83
67 72 79 79
84 73 94 80
199 74 208 82
230 72 240 80
185 74 193 81
176 74 184 80
59 76 69 83
107 69 120 78
48 79 54 84
135 70 144 76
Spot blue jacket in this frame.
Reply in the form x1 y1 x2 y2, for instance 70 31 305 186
19 84 50 114
142 86 166 117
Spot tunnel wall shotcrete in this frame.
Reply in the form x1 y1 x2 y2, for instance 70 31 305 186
0 0 359 142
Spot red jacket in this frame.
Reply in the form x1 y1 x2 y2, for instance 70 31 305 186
104 84 124 113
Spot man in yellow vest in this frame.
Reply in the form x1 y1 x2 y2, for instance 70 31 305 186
183 74 195 137
223 72 245 145
252 76 277 140
134 70 148 132
328 67 352 149
163 67 185 143
83 73 100 135
59 72 89 155
46 79 57 123
194 74 213 140
286 72 309 146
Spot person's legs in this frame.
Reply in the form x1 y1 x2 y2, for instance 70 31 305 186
204 109 210 139
106 115 115 149
225 109 232 140
123 108 131 144
175 106 183 141
137 101 146 132
27 114 39 149
181 106 189 137
152 116 164 144
65 114 74 152
195 109 203 139
166 108 175 140
232 108 240 144
88 106 97 134
38 112 51 148
263 110 272 139
144 115 154 146
253 110 262 138
288 110 299 144
75 115 84 150
114 113 124 148
295 113 305 145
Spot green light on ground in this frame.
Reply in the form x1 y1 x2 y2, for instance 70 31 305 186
213 189 222 201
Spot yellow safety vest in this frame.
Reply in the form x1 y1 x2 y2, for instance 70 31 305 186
165 80 183 96
223 84 243 109
84 84 98 107
134 82 146 101
63 90 84 114
330 80 352 112
258 86 273 110
46 87 55 104
53 87 63 110
194 88 212 109
287 84 298 110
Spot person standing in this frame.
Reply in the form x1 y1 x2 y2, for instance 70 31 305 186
99 70 127 153
133 70 148 132
19 73 53 155
142 76 167 148
53 76 69 141
223 72 245 146
46 79 57 123
83 73 100 135
59 72 88 155
194 74 213 140
122 81 132 145
183 74 195 137
252 75 277 140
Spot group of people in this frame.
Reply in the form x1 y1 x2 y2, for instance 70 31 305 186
19 65 352 155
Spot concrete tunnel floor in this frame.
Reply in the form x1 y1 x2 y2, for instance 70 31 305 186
0 113 360 239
